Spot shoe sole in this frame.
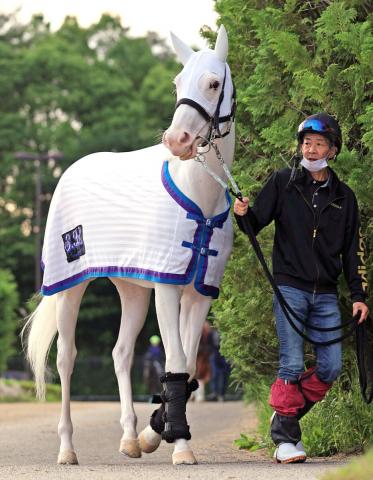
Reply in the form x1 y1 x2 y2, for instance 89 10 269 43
274 455 307 464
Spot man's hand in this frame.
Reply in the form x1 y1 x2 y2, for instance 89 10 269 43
234 197 250 216
353 302 369 324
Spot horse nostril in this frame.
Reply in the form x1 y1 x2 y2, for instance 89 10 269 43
178 131 191 145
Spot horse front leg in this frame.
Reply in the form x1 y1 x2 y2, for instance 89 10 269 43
179 286 212 380
111 279 151 458
56 281 88 465
155 283 198 465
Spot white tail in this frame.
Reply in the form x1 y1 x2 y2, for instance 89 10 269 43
21 295 58 400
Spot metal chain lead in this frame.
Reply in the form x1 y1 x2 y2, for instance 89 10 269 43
194 138 242 200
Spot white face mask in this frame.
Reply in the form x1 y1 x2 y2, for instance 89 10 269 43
300 156 328 172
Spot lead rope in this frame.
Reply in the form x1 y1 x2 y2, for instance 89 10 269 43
194 136 242 198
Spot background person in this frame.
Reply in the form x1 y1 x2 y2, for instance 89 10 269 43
143 335 165 395
207 326 230 402
234 113 368 463
194 321 212 402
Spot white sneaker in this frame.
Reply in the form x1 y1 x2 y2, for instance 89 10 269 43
274 442 307 464
295 441 305 452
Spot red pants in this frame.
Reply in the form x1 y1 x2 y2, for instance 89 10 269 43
270 368 332 416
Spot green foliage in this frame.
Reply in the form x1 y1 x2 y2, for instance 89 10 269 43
201 1 373 456
301 369 373 456
203 0 373 399
213 225 278 387
321 448 373 480
234 433 265 451
0 379 61 402
0 12 177 372
0 269 19 374
0 12 178 304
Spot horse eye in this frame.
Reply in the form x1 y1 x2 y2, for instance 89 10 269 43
209 80 220 90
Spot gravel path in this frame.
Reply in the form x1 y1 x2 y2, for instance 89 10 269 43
0 401 347 479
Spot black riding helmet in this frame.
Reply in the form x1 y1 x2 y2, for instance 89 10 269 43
297 113 342 155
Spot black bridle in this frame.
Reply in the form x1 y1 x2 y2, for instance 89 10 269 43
174 67 236 146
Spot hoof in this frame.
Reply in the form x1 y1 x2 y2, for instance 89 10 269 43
119 438 142 458
172 450 197 465
138 428 161 454
57 450 78 465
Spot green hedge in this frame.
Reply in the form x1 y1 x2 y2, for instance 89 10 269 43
0 379 61 402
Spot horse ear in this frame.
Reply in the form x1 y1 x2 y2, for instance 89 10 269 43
170 32 194 66
214 25 228 63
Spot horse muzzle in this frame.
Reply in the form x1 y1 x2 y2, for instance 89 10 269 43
163 130 200 160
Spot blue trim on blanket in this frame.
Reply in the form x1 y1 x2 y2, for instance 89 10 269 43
162 160 231 299
41 265 198 296
41 161 231 298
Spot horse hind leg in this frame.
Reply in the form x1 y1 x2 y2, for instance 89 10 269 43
56 281 89 465
110 279 151 459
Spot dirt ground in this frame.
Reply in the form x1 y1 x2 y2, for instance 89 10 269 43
0 401 347 480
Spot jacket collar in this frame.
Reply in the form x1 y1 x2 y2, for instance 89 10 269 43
294 166 345 199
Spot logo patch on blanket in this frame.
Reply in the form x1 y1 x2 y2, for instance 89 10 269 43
62 225 85 263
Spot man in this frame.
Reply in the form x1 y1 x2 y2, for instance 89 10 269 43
234 113 369 463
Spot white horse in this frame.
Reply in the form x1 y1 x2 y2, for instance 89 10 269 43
23 25 235 466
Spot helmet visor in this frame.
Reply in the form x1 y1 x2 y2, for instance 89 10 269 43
298 118 335 135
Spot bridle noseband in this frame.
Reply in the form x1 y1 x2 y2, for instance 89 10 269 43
174 67 237 146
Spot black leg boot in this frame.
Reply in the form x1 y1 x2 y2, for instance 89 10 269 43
271 413 302 446
150 378 199 435
271 413 307 463
296 399 315 420
161 372 191 443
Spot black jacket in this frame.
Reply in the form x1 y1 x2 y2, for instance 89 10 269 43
235 167 367 302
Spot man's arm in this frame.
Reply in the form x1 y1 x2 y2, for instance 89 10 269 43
234 171 280 236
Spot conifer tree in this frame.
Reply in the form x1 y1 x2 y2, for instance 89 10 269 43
202 0 373 384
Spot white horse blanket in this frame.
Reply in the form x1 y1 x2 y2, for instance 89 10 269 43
41 144 233 299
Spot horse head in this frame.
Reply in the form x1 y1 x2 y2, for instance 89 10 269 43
163 25 235 160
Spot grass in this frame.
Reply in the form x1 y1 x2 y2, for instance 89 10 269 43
321 449 373 480
237 369 373 457
301 371 373 456
0 379 61 402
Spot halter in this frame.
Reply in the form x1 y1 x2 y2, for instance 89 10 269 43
174 66 241 199
175 67 237 146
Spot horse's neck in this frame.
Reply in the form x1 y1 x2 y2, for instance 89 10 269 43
168 124 235 218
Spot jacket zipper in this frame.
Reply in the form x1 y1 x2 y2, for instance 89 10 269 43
295 185 345 299
294 184 319 299
314 196 345 296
